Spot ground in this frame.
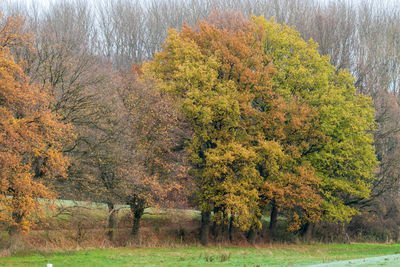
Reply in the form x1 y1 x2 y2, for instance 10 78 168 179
1 243 400 266
1 202 399 266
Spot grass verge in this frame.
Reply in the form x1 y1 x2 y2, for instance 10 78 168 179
1 243 400 266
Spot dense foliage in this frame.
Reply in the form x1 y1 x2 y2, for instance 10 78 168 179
145 13 376 243
0 14 71 235
1 0 398 247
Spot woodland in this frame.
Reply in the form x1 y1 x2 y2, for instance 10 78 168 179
1 0 400 252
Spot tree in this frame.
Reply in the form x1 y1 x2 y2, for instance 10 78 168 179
144 12 321 244
252 16 376 226
146 11 376 244
20 3 130 243
0 13 71 237
144 19 268 244
205 11 325 240
121 67 191 240
3 2 191 244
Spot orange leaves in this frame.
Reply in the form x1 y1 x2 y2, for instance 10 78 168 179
146 11 325 232
146 14 268 229
261 162 323 231
0 14 71 235
184 18 274 95
0 13 29 50
120 70 192 209
147 10 375 234
254 88 325 231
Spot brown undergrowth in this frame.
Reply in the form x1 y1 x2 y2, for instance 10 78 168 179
0 205 397 257
0 207 205 254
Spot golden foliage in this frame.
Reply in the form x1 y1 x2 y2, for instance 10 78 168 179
0 13 71 234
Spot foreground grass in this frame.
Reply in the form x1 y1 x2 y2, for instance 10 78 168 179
1 243 400 266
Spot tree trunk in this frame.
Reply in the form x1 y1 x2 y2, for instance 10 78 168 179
200 211 211 245
107 202 117 244
221 211 230 242
7 197 25 251
269 202 278 236
8 214 22 251
212 207 225 243
128 195 145 238
132 215 141 237
211 206 219 237
304 222 314 242
228 216 234 243
214 223 223 243
342 224 350 243
247 227 257 244
9 207 23 237
8 222 19 238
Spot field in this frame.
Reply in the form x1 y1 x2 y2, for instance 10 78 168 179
1 201 399 266
1 243 400 266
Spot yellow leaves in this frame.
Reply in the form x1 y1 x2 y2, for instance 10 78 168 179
147 14 323 230
0 14 71 234
199 142 262 230
322 200 359 223
250 15 377 225
0 13 29 49
146 12 376 231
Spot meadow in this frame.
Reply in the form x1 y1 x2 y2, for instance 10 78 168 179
2 200 398 267
1 243 400 266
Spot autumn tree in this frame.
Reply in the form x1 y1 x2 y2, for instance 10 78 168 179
144 21 262 244
144 12 322 244
0 2 132 244
252 16 377 233
22 2 128 243
65 63 191 243
205 11 326 241
116 68 191 240
0 14 71 238
145 11 376 244
0 2 192 244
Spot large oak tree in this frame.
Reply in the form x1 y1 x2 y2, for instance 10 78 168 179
145 12 376 244
0 14 71 237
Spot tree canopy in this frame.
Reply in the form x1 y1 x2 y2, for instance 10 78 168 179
0 14 71 235
145 13 377 243
252 16 377 223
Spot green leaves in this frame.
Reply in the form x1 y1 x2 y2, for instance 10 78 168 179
146 14 377 232
145 21 267 231
254 16 377 223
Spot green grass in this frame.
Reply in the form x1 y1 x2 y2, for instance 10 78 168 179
1 243 400 266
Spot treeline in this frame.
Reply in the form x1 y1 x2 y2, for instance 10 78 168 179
1 0 400 245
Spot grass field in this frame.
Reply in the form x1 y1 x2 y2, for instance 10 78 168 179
1 243 400 266
1 201 399 266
